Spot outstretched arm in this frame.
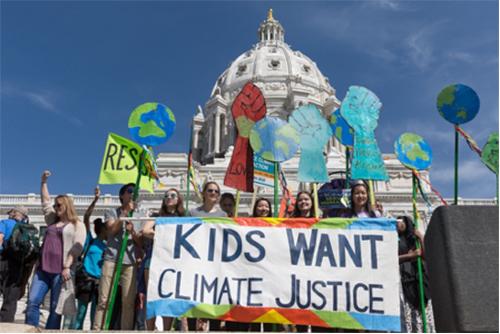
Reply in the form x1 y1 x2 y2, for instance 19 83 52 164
84 186 101 232
40 170 58 225
41 170 51 205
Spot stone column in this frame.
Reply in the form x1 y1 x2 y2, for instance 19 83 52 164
214 112 221 154
208 117 213 155
193 129 199 149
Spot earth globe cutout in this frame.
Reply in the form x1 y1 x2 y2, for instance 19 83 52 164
249 117 300 162
329 108 354 147
394 133 433 171
437 84 480 125
128 102 176 146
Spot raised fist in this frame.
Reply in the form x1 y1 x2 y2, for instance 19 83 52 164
41 170 51 183
94 186 101 198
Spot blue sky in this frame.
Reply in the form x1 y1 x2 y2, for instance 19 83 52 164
1 0 498 199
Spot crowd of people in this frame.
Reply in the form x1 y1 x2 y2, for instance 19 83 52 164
0 171 434 332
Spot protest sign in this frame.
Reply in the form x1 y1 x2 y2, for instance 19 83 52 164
250 117 300 216
394 133 433 171
224 82 267 192
318 180 350 210
98 133 155 192
330 108 354 147
128 102 176 146
481 132 499 175
289 104 332 183
250 117 299 163
437 84 480 125
436 84 481 204
340 86 388 181
254 155 275 189
147 217 400 332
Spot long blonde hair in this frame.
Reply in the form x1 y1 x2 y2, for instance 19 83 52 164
55 195 79 224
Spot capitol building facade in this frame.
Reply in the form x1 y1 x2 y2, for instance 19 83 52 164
0 10 494 228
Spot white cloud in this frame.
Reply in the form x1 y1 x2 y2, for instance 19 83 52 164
447 51 476 64
381 118 454 148
429 157 497 199
1 84 83 127
406 27 436 70
25 92 57 112
369 0 401 11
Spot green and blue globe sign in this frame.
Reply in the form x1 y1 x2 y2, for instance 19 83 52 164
128 102 176 146
437 84 480 125
249 117 299 162
394 133 433 171
330 108 354 147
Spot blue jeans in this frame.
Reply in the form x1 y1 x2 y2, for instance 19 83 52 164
25 269 62 329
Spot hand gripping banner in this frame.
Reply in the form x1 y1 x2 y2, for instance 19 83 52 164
146 217 400 332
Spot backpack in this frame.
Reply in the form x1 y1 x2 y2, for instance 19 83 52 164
6 223 41 264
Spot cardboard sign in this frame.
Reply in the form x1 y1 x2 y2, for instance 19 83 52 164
437 84 480 125
290 104 332 183
318 179 350 210
250 117 300 162
340 86 388 181
98 133 155 192
481 132 499 175
330 108 354 147
394 133 433 171
254 155 275 189
146 217 400 332
224 82 267 192
128 102 176 146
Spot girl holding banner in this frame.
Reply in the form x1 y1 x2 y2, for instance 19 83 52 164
345 180 381 218
188 182 227 218
252 198 273 218
142 188 185 331
186 181 226 331
291 192 316 218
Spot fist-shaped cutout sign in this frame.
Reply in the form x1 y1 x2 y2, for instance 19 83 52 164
341 86 382 133
341 86 388 181
290 104 332 182
223 82 267 192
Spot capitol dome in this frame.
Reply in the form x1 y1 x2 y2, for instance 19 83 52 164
192 9 341 164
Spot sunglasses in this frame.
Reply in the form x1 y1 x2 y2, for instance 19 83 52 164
206 188 220 194
53 203 62 209
164 193 178 199
126 188 134 194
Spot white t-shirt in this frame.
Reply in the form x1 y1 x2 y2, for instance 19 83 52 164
188 206 227 218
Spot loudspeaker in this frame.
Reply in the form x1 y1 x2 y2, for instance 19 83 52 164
425 205 498 332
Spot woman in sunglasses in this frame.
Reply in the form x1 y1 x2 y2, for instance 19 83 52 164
187 181 226 331
188 181 227 218
25 170 86 329
142 188 185 330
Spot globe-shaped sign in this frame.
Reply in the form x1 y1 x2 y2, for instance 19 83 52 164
437 84 480 125
249 117 299 162
394 133 433 171
128 102 176 146
330 108 354 147
481 132 499 175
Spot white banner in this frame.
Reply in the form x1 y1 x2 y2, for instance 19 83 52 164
147 217 400 331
